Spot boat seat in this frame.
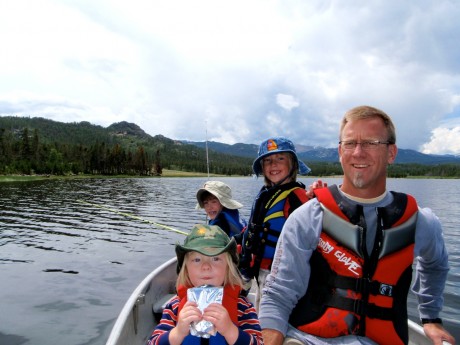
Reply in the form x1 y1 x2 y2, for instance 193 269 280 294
153 293 175 322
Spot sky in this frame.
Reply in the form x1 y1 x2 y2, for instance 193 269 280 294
1 0 460 155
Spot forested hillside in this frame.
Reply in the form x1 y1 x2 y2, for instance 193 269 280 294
1 116 459 177
0 116 253 176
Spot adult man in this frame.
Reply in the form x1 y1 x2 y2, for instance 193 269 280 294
259 106 455 345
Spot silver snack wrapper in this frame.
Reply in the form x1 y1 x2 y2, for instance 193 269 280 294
187 285 223 338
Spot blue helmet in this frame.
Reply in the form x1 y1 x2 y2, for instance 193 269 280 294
252 136 311 176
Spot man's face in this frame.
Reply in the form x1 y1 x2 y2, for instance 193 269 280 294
339 117 397 198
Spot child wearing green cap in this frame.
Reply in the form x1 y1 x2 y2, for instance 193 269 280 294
147 224 263 345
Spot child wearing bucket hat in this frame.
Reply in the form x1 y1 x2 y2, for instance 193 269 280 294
147 224 263 345
240 136 315 308
196 181 247 244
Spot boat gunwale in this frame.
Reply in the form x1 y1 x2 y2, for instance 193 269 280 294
105 257 177 345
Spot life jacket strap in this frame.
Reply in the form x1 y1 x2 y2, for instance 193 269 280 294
326 294 394 320
329 275 395 297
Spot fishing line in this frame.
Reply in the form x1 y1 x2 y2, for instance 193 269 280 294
77 199 188 236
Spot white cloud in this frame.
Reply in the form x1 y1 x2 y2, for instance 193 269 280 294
1 0 460 154
421 126 460 155
276 94 299 111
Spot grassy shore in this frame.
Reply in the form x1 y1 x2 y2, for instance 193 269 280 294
0 170 232 182
2 171 456 183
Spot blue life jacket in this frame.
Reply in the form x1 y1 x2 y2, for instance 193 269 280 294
210 208 247 239
241 181 307 278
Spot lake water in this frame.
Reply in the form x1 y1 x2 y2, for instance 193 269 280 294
0 177 459 345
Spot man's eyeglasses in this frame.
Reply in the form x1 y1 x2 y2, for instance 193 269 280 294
339 140 393 151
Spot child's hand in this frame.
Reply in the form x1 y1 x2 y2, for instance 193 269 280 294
306 179 327 199
203 303 239 344
172 301 202 341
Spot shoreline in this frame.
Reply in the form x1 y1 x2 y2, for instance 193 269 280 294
0 170 240 182
1 172 458 183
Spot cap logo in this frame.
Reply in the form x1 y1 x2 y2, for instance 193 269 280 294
267 139 278 152
195 225 219 239
197 226 207 236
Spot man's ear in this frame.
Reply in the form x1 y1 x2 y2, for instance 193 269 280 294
388 144 397 164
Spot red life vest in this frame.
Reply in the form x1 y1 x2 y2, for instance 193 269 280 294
289 185 418 345
177 284 241 324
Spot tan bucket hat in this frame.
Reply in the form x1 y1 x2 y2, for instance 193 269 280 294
196 181 243 210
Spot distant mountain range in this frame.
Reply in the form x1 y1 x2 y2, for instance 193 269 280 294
182 140 460 165
1 115 459 166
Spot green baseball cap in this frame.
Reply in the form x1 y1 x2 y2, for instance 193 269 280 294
175 224 238 272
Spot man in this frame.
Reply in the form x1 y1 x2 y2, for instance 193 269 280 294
259 106 455 345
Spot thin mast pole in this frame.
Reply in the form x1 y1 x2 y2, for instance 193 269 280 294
205 120 210 178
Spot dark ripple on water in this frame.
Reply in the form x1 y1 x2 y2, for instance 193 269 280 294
0 177 459 344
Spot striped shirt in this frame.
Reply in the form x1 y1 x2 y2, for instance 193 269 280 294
147 294 263 345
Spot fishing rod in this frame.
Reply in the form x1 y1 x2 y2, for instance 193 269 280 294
77 199 188 236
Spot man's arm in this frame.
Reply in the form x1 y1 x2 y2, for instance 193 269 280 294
259 200 323 339
414 208 455 344
413 208 450 317
262 329 285 345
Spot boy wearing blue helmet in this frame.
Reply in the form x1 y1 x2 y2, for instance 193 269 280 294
240 136 314 307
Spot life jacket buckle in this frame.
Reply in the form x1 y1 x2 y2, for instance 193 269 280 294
378 283 393 297
366 280 394 297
